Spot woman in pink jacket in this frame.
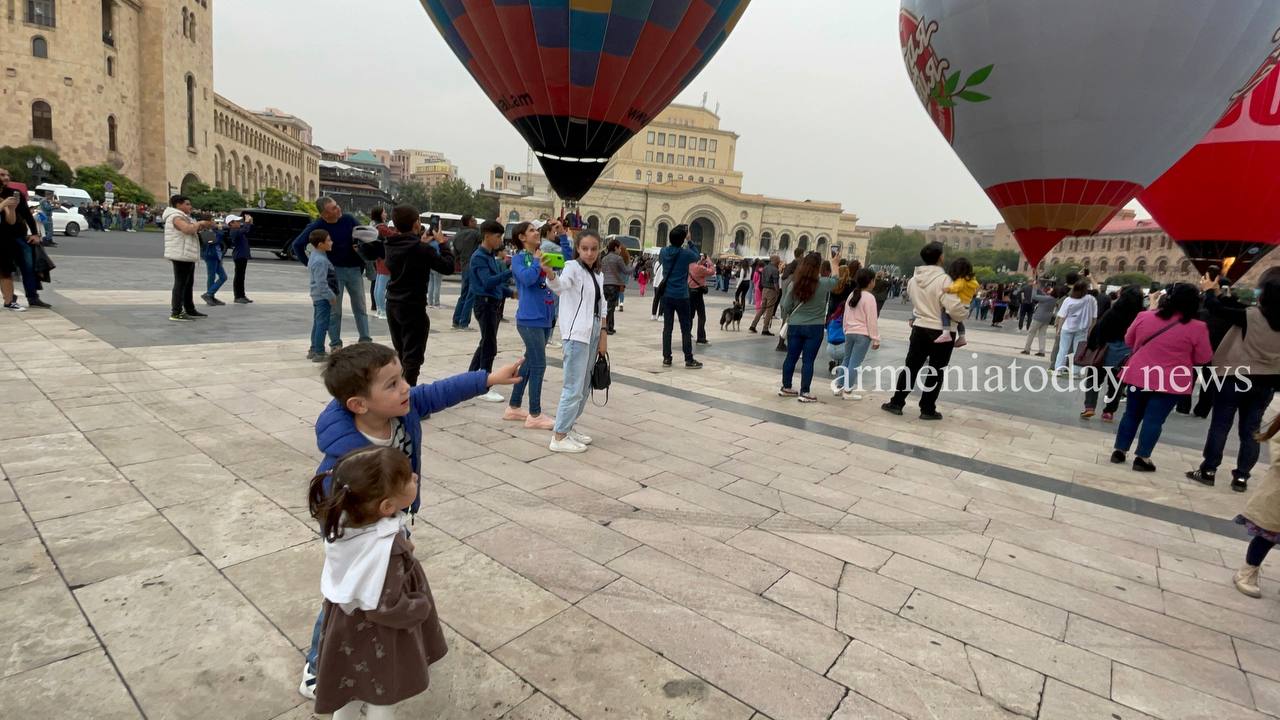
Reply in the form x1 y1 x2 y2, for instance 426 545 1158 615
1110 284 1212 472
836 268 881 400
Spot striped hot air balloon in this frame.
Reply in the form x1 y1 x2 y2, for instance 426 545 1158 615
899 0 1280 271
419 0 751 201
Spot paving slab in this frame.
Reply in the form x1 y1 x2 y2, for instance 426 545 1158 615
1110 664 1269 720
580 578 845 720
0 576 99 678
224 541 323 650
83 422 201 467
494 607 753 720
76 554 301 720
502 693 578 720
763 571 837 627
609 517 785 593
38 499 194 587
465 522 619 603
0 499 37 546
0 536 56 591
421 545 567 651
117 453 242 508
0 650 140 719
726 528 845 588
11 463 143 522
0 431 109 479
1037 679 1155 720
469 485 639 563
162 484 314 568
393 625 534 720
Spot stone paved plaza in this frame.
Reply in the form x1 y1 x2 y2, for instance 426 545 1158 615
2 234 1277 719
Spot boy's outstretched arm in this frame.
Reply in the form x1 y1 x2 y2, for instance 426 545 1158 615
409 360 524 416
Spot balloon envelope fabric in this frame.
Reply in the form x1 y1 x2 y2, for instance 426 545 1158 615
419 0 751 201
899 0 1280 270
1140 58 1280 284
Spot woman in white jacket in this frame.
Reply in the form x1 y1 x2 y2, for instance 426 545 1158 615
545 230 608 453
162 194 214 322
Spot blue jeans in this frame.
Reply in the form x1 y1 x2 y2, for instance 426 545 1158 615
554 319 601 435
1201 377 1275 480
204 256 227 296
374 273 388 315
311 300 330 354
511 325 551 415
1056 328 1086 371
330 266 372 347
840 333 874 390
12 239 40 300
782 324 825 394
452 274 474 327
1114 388 1179 458
428 270 442 306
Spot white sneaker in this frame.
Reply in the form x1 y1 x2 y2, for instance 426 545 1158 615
549 436 587 453
548 339 563 349
651 315 658 321
842 391 863 401
478 390 505 403
568 430 593 445
4 301 25 312
298 662 316 700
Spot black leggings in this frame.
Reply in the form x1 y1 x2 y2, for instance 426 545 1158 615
1248 536 1275 566
735 280 750 306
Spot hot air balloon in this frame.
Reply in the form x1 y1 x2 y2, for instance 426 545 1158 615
1140 55 1280 284
418 0 751 202
899 0 1280 271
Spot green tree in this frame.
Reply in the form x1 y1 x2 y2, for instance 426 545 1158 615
473 192 499 221
184 181 246 213
1102 272 1154 287
973 265 1028 284
1045 262 1083 282
0 146 75 187
429 178 477 216
73 164 155 204
867 226 929 273
294 200 318 219
395 181 432 212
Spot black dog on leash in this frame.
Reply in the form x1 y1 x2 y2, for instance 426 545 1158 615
719 301 745 331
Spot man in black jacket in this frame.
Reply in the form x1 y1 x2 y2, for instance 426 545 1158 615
0 167 52 309
450 215 481 330
385 205 455 385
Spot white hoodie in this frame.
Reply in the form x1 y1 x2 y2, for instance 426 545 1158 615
908 264 969 331
161 206 200 262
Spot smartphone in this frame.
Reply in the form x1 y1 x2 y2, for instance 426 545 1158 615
1206 265 1222 282
429 214 441 233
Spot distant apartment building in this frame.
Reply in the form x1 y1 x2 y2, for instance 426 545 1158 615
925 220 995 251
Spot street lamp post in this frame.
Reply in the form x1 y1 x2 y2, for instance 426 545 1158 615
25 155 51 187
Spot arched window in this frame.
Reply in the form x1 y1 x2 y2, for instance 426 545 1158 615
607 217 621 236
1180 259 1191 274
635 169 642 181
185 74 196 148
656 172 663 183
32 36 48 58
1156 258 1169 275
507 210 519 222
1117 259 1127 272
587 215 600 231
760 231 773 253
628 219 642 239
1136 258 1147 273
31 101 53 140
107 56 114 76
1098 258 1108 273
107 115 118 152
797 234 810 252
181 7 189 37
734 229 746 250
657 222 670 246
779 233 792 253
188 15 195 40
816 236 828 255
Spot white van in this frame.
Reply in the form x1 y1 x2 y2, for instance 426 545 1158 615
35 183 93 206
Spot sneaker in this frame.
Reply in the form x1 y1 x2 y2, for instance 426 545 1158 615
607 329 617 335
651 315 659 321
186 309 208 318
210 297 227 306
299 662 317 700
330 341 344 351
1232 477 1249 493
685 360 703 369
1019 350 1030 355
1234 565 1262 598
1034 352 1045 357
1132 457 1156 472
1186 469 1215 487
27 298 51 309
234 297 253 304
828 360 839 375
880 403 903 416
1110 450 1126 464
1080 408 1095 419
168 312 193 322
748 327 757 333
778 388 799 397
618 305 624 312
1101 411 1115 422
842 391 863 401
478 390 505 403
4 301 25 312
549 436 587 454
548 339 563 349
524 414 555 430
311 352 328 363
662 358 672 367
201 293 214 306
568 430 593 445
920 411 944 421
696 339 710 345
798 393 818 403
761 331 774 337
503 407 529 422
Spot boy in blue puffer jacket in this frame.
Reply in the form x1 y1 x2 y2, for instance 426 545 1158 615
298 342 523 700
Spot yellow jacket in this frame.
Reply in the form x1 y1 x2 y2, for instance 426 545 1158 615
948 277 980 304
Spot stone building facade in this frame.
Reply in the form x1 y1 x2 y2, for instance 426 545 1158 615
3 0 316 202
924 220 994 251
212 94 320 200
495 104 864 264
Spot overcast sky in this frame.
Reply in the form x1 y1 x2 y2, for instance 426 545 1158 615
212 0 1064 227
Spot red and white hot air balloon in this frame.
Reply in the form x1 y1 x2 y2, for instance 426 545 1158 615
1140 52 1280 283
899 0 1280 270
